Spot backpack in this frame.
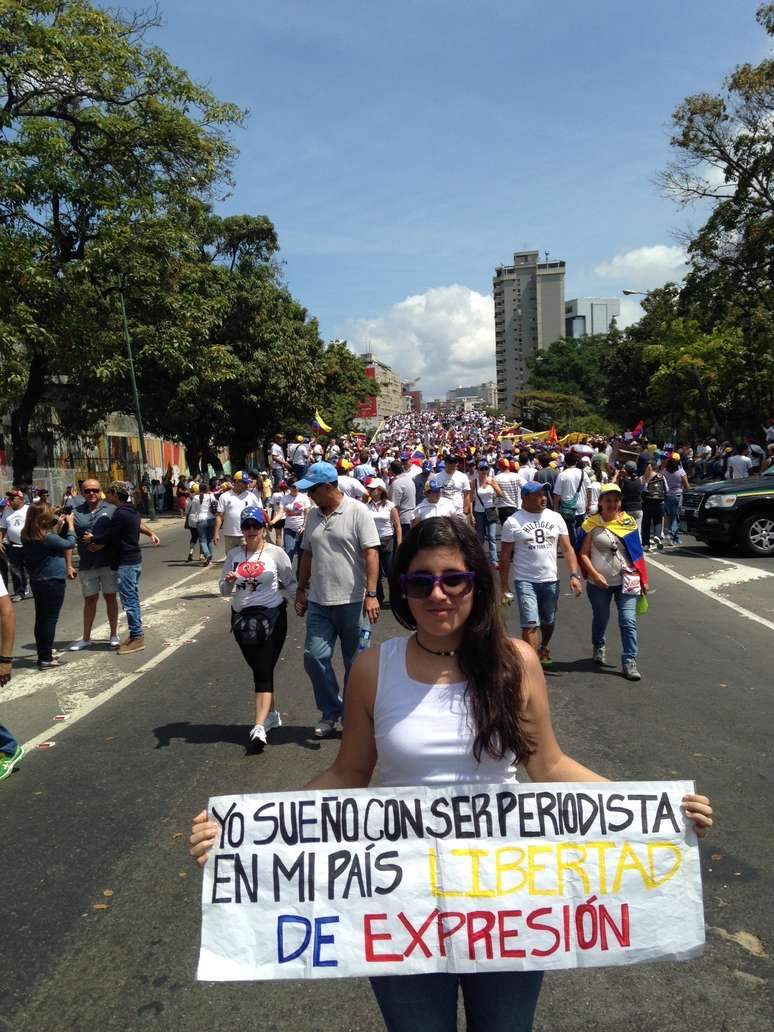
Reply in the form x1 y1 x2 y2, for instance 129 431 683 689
642 474 666 501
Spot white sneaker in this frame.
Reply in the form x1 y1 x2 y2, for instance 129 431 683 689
109 634 120 648
69 639 92 651
265 710 282 732
249 724 267 749
314 718 338 738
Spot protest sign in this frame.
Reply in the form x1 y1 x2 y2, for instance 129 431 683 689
197 780 704 982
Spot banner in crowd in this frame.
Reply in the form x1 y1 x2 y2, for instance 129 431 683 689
197 781 705 982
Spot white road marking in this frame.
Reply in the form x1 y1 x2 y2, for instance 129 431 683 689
1 567 219 705
691 566 773 591
21 619 207 754
674 548 773 580
648 558 774 634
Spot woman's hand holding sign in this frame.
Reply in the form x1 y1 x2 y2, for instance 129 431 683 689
681 793 713 837
190 810 218 868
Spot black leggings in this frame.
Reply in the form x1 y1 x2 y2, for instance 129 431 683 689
233 604 288 694
32 579 66 662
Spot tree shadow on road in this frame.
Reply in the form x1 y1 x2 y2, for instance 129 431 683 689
152 720 323 753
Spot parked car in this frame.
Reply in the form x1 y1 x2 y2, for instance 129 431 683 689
681 467 774 557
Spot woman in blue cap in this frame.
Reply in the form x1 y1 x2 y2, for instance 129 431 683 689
219 506 297 751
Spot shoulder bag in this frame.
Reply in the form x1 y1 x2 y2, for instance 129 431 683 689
559 471 584 518
476 485 499 525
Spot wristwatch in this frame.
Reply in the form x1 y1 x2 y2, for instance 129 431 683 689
366 591 378 598
570 573 581 581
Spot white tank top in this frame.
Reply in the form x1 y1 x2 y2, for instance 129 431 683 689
373 637 518 787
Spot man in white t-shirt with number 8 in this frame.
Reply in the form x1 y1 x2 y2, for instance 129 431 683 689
500 481 582 668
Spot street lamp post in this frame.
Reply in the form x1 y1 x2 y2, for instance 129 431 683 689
118 282 157 521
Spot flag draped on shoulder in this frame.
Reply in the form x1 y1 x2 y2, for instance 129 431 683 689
311 410 332 434
576 513 648 588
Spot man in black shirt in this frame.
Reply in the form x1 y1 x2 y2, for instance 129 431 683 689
86 482 159 655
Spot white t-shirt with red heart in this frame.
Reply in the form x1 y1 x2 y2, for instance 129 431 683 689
280 491 311 532
219 543 297 612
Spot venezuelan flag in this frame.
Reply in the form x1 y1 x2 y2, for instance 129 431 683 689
576 513 648 588
311 410 332 434
411 446 425 459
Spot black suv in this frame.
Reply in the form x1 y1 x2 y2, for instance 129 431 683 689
681 467 774 557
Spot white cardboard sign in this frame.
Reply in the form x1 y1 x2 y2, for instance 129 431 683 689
197 780 705 981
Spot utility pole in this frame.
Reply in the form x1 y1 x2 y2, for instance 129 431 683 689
118 282 157 521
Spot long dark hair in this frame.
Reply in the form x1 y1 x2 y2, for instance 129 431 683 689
389 517 535 764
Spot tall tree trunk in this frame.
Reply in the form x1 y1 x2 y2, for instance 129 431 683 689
691 369 723 437
203 447 223 474
10 351 48 485
228 438 248 473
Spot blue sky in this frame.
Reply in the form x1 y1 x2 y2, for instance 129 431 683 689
148 0 764 397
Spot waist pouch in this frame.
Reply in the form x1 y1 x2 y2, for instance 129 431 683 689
231 600 285 646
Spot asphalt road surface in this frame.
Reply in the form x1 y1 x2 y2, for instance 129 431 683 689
2 523 772 1031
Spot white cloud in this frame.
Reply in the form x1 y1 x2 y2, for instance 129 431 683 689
340 285 495 400
593 245 688 289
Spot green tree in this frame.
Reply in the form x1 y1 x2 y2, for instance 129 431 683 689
659 2 774 429
512 390 590 428
0 0 242 482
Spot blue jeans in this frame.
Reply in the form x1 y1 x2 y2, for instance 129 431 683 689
0 724 19 757
197 521 214 559
370 970 544 1032
586 582 638 662
117 564 143 638
664 495 682 543
303 601 361 721
474 510 498 563
283 527 301 561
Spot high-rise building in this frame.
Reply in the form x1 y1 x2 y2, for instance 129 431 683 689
494 250 566 411
565 298 620 338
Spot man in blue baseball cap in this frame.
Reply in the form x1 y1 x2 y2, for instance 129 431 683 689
294 463 381 738
500 480 582 668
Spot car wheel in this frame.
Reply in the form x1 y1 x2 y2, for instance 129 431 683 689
738 513 774 557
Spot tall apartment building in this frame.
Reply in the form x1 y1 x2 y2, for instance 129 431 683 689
357 352 403 430
565 298 620 338
494 250 566 411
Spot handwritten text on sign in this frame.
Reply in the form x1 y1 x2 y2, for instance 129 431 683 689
197 780 705 981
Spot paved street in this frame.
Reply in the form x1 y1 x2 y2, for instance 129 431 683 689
2 523 772 1031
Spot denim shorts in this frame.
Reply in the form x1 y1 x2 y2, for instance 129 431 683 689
79 566 118 598
515 579 560 628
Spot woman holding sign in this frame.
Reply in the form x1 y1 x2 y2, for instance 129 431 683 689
220 506 296 752
194 516 712 1031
